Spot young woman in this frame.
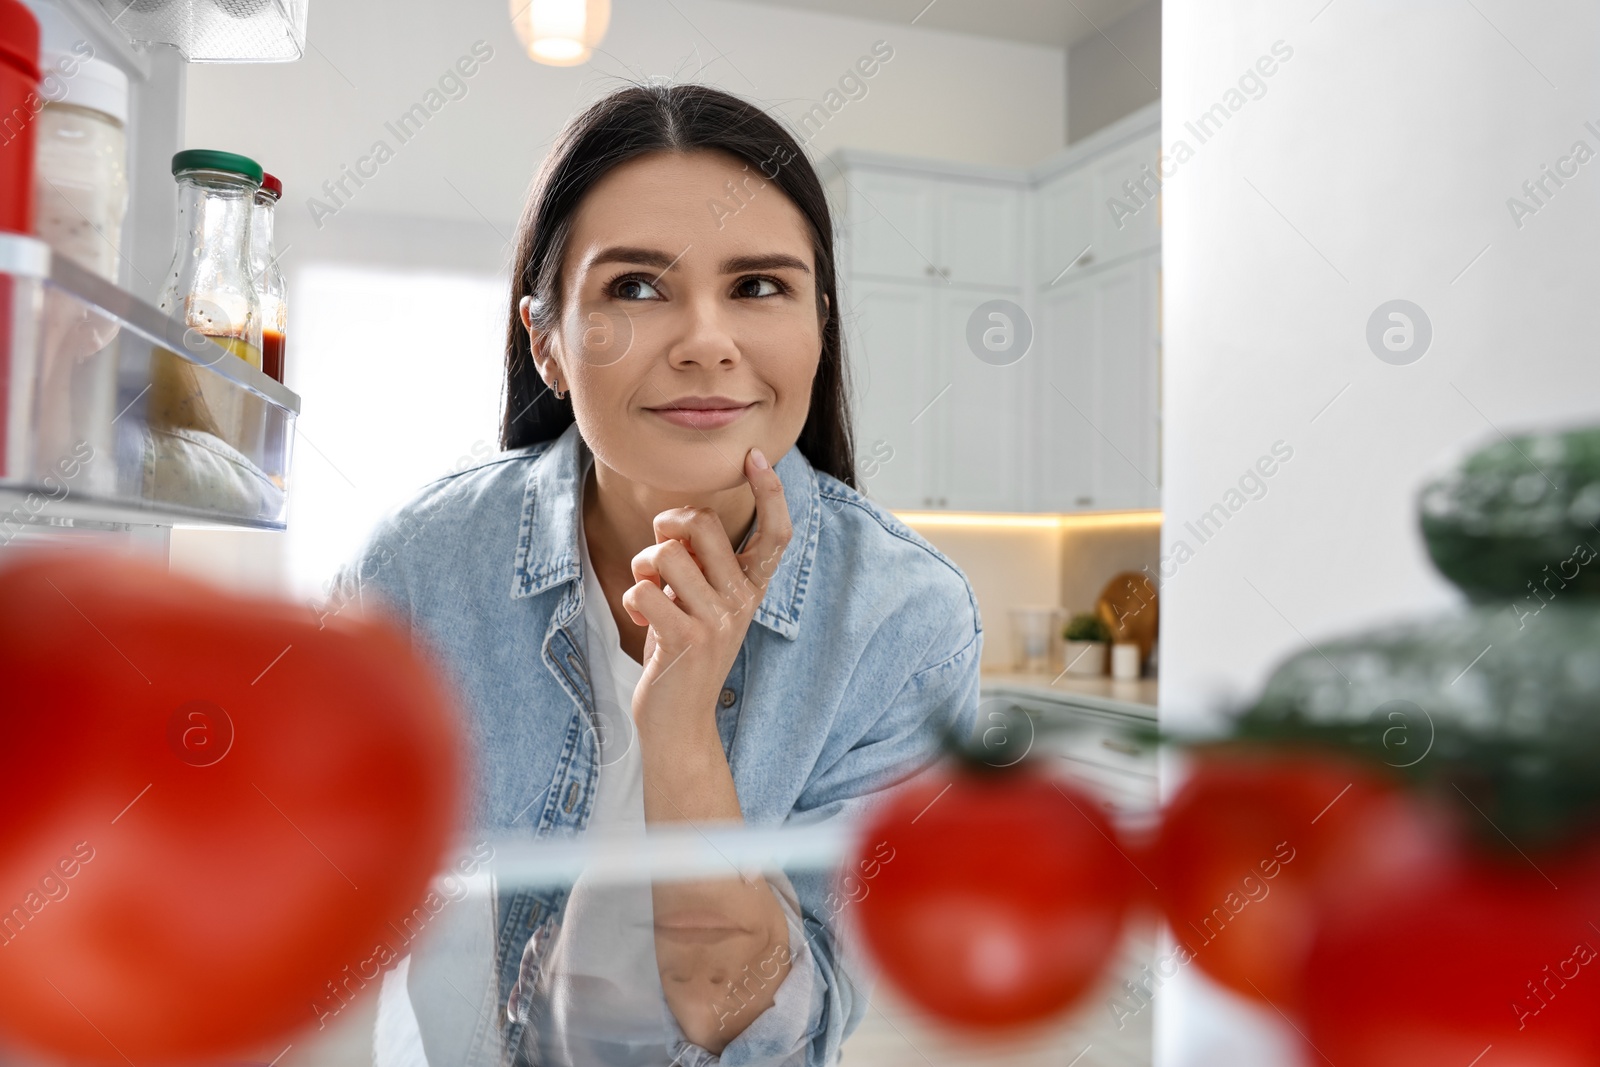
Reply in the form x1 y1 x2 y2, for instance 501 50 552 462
342 82 981 1067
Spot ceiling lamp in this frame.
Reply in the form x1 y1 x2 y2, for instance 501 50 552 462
510 0 611 66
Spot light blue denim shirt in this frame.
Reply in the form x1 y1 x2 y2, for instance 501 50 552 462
333 421 982 1067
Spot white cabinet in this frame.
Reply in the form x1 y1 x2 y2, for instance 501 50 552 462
841 280 1023 511
830 103 1161 514
1032 254 1161 511
843 280 935 508
844 170 939 282
842 171 1024 289
940 184 1025 288
1035 129 1160 281
931 286 1022 510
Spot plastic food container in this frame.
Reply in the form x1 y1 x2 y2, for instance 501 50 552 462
30 1 129 282
1009 605 1063 673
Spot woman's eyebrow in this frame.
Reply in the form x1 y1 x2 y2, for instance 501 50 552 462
721 252 812 275
588 246 813 276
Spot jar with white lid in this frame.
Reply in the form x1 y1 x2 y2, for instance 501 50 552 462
27 0 129 282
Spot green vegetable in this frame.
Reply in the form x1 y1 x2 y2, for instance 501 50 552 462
1232 604 1600 852
1420 424 1600 603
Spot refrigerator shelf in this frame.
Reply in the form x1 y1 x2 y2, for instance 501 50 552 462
0 232 300 534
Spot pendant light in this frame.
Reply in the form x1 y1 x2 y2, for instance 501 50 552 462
510 0 611 67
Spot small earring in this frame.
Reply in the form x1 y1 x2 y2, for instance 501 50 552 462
552 379 565 400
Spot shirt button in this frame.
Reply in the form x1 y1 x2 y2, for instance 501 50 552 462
719 687 737 708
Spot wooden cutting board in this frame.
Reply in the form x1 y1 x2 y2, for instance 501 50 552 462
1095 570 1159 665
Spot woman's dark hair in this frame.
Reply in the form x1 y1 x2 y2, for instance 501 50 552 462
500 82 855 488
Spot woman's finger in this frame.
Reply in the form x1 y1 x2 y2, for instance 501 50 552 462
652 507 746 599
621 577 690 642
735 448 793 590
631 539 723 622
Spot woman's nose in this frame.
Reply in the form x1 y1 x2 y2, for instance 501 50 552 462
666 294 742 369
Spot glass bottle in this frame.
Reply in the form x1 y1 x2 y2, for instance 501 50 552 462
157 149 263 370
250 172 287 383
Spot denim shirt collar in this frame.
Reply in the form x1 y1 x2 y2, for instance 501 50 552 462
509 422 821 640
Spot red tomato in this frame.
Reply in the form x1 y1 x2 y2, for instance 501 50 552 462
0 549 467 1063
1152 747 1435 1011
1302 833 1600 1067
853 764 1138 1030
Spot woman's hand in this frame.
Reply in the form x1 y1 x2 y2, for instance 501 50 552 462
620 447 798 1048
622 448 792 736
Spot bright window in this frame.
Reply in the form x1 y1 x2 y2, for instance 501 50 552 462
285 264 508 601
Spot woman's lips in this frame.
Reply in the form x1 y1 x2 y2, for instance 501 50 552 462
646 402 755 430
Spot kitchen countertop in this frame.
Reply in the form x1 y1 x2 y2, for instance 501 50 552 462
980 669 1159 719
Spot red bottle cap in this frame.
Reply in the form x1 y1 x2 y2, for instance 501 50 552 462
0 0 41 83
260 173 283 200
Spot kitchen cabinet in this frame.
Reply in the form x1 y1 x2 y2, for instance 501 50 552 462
829 102 1161 514
840 168 1024 289
1032 252 1161 511
1034 128 1160 283
843 279 935 508
841 279 1023 510
980 677 1157 820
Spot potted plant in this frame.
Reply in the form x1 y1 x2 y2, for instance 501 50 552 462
1062 612 1111 675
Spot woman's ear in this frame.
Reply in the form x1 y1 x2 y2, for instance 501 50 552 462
522 296 565 394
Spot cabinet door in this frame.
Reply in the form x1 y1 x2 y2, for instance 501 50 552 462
1034 166 1096 285
1091 255 1160 509
1032 277 1100 510
846 171 939 283
931 286 1024 511
1031 254 1160 511
1091 132 1161 263
938 181 1024 289
842 280 936 509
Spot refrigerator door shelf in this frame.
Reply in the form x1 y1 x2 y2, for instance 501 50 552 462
0 232 300 533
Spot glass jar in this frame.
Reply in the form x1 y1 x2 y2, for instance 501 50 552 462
157 148 263 370
249 172 286 382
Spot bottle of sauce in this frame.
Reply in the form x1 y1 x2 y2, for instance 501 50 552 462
250 172 287 383
157 149 263 370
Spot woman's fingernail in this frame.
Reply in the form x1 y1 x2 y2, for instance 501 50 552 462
751 448 769 470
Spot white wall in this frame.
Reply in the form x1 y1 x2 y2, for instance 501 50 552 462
1068 0 1160 143
185 0 1066 230
1159 0 1600 1063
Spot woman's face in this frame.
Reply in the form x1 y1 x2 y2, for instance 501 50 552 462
525 149 827 496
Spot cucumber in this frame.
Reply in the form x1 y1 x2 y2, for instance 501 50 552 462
1234 604 1600 850
1419 424 1600 603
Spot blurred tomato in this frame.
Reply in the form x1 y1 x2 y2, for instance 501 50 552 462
0 549 466 1063
853 764 1137 1030
1152 747 1436 1010
1302 838 1600 1067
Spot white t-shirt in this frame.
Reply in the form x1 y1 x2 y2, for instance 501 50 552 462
515 534 670 1065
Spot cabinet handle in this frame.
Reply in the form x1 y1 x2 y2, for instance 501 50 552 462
924 265 937 276
939 267 951 278
1079 252 1095 265
1101 737 1141 756
1076 496 1093 506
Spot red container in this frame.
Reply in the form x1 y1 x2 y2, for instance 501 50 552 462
0 0 41 233
0 0 39 480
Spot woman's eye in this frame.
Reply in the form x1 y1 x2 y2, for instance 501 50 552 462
609 275 663 301
736 276 786 298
